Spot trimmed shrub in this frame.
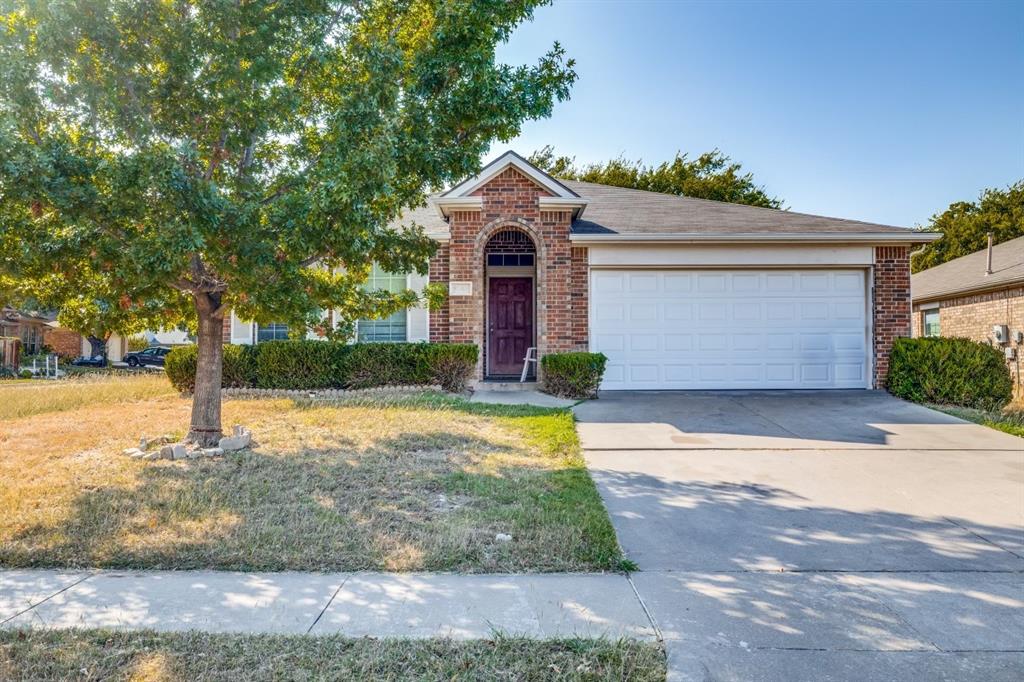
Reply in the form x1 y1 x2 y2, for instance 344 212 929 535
165 341 478 393
341 343 477 391
887 337 1013 411
343 343 431 389
540 352 608 400
252 340 349 389
423 343 478 393
165 344 255 393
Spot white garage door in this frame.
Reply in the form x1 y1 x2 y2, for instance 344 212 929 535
591 269 869 390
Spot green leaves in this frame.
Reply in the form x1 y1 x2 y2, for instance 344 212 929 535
911 181 1024 273
528 146 782 209
887 337 1013 411
1 0 575 332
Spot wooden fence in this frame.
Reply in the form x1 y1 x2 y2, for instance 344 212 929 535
0 336 20 370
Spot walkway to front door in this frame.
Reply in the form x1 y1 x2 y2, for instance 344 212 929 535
487 277 533 376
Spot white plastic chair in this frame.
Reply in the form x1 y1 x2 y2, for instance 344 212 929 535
520 347 537 382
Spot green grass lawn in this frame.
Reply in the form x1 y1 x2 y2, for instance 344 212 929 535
1 383 625 572
929 403 1024 438
0 630 666 682
0 374 174 420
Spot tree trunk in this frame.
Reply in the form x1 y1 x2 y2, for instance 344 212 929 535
87 335 106 358
187 293 225 447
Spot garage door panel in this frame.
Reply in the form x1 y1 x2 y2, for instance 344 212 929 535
629 303 658 321
592 269 869 390
697 274 727 292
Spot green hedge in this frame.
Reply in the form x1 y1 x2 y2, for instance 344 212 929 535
165 344 256 393
887 337 1013 411
540 352 608 400
165 341 478 394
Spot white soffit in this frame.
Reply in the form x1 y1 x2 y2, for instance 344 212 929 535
433 150 587 218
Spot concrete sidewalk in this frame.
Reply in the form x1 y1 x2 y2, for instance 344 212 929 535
0 569 656 640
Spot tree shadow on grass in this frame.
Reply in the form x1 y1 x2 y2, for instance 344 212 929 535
1 424 615 573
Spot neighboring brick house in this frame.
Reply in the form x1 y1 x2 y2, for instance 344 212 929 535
0 308 85 357
911 235 1024 387
226 151 932 390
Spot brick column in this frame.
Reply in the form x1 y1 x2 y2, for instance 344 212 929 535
570 246 589 350
873 246 911 388
428 244 451 342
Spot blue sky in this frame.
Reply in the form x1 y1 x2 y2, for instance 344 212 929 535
493 0 1023 228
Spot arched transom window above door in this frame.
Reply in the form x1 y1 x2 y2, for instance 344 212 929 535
485 229 536 268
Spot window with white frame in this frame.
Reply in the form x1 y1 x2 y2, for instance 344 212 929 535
923 309 940 337
357 263 408 342
256 322 289 343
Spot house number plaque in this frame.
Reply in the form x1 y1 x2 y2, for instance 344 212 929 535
449 281 473 296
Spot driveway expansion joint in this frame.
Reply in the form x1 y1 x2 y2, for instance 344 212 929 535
626 573 663 642
0 571 96 626
306 574 351 634
942 515 1024 561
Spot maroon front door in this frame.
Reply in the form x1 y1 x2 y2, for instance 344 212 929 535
488 277 534 376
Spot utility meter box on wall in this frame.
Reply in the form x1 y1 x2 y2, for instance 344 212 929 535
993 325 1009 344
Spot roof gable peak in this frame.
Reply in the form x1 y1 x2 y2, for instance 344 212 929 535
442 150 580 199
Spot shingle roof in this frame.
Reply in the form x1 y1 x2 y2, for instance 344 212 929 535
563 180 911 235
391 198 447 237
391 175 921 239
911 235 1024 302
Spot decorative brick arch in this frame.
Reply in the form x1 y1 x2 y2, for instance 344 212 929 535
428 167 581 383
473 219 546 378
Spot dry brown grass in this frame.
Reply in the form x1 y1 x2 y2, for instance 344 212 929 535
0 390 623 572
0 374 175 420
0 630 666 682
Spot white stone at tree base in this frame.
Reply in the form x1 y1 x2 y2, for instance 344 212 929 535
171 444 188 460
202 448 224 458
218 426 251 452
159 445 175 459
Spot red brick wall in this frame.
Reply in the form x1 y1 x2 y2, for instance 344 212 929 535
43 327 83 358
873 246 912 388
570 247 589 349
431 167 584 379
912 286 1023 387
428 244 451 342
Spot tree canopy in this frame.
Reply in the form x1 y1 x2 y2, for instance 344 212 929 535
528 146 782 208
0 0 576 443
912 181 1024 273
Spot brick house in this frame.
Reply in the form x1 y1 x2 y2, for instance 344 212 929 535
226 151 933 390
911 235 1023 387
0 307 87 357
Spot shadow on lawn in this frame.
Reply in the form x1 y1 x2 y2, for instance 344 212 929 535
2 416 616 572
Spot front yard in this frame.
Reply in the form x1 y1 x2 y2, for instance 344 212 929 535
0 630 665 682
0 378 624 572
928 402 1024 438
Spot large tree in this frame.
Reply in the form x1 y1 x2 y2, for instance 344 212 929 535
0 0 575 444
528 146 782 208
911 181 1024 273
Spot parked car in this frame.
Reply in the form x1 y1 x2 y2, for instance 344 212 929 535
71 354 107 368
123 346 171 367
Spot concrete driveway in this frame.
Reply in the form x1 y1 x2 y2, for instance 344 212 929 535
576 391 1024 681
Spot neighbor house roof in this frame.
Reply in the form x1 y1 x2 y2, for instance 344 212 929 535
391 152 934 244
912 235 1024 303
